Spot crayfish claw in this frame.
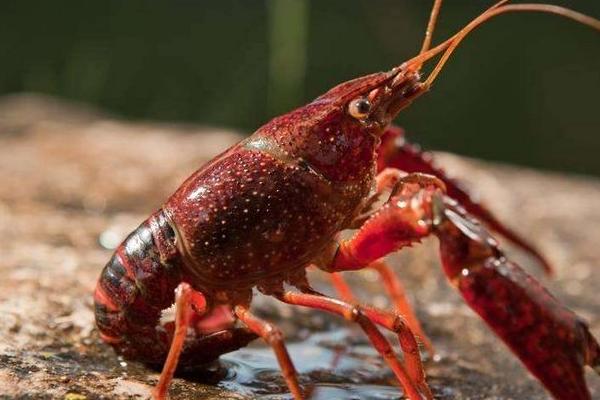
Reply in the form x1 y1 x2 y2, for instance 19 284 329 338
435 208 599 400
378 126 555 276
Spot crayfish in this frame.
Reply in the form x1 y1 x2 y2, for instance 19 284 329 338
94 1 600 399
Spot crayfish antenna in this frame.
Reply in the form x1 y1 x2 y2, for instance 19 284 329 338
418 0 444 57
417 0 509 58
400 2 600 88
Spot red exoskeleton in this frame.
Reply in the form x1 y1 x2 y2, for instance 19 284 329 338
94 1 600 399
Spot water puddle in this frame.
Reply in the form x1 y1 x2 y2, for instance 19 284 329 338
215 329 410 399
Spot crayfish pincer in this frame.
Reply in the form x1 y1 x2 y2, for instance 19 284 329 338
94 1 600 399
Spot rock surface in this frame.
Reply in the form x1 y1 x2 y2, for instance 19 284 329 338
0 94 598 399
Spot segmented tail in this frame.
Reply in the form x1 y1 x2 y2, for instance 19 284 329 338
94 210 257 367
94 210 185 364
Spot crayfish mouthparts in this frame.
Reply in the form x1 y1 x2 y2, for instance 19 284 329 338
379 69 427 121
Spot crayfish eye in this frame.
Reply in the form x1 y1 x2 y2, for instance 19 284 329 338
348 98 371 119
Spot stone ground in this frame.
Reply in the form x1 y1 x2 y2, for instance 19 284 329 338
0 93 598 399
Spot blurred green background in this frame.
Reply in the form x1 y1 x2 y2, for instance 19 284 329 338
1 1 599 175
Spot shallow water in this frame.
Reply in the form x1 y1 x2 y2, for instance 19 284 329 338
219 329 411 399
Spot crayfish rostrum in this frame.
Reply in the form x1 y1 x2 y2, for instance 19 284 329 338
94 1 600 399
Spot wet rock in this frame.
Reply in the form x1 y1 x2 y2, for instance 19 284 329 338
0 94 598 399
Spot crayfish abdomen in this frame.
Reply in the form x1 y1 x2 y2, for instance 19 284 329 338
94 211 185 364
94 211 256 366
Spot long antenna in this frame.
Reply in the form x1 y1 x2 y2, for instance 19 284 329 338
401 2 600 89
418 0 444 56
409 0 510 69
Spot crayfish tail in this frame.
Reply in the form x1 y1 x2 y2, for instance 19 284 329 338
94 210 184 364
95 210 259 369
434 202 595 400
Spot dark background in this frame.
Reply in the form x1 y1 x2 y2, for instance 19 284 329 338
1 0 599 175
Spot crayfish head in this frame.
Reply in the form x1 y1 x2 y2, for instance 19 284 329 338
316 67 426 136
251 68 425 184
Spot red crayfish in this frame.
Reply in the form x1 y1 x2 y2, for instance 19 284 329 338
94 1 600 399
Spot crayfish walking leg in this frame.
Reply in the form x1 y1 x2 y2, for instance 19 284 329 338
277 291 431 400
329 261 435 355
324 173 600 400
154 283 194 399
234 305 304 400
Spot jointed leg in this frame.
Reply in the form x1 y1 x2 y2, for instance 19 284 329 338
329 272 354 302
153 283 194 400
278 291 431 400
359 303 433 400
322 272 433 393
329 263 434 355
369 260 434 354
234 305 304 400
